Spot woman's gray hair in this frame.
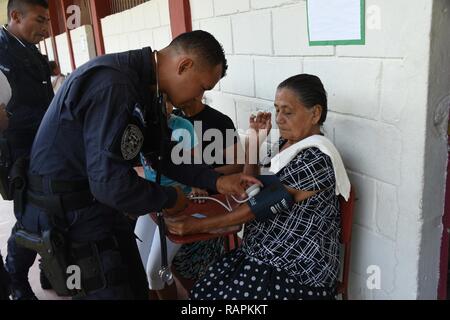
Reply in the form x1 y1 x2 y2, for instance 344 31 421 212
277 74 328 125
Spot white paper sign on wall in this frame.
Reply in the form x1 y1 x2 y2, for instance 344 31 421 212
307 0 365 46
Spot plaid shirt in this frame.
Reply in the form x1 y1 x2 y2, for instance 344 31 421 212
243 143 340 287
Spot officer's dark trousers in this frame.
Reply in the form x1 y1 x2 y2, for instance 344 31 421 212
4 148 38 298
0 253 11 300
12 203 149 300
78 221 149 300
5 226 37 298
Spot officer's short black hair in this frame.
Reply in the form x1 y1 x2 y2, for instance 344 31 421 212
7 0 49 21
169 30 228 78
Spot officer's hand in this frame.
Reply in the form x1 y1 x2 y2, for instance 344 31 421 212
216 174 262 198
0 104 9 132
188 187 209 204
163 186 189 216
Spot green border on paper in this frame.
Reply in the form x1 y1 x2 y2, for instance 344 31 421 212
307 0 366 46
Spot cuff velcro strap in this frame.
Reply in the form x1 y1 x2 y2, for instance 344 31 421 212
247 174 294 222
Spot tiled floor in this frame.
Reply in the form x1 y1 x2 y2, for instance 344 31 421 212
0 199 63 300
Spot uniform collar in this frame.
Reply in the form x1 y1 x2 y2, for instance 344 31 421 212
2 25 27 48
139 47 157 86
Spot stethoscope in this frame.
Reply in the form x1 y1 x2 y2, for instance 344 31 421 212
153 50 173 285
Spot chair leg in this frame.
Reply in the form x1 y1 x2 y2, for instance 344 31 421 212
342 290 348 300
224 236 230 252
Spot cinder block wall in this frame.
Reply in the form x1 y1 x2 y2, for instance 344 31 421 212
91 0 449 300
55 33 72 75
189 0 447 300
101 0 172 53
70 25 97 69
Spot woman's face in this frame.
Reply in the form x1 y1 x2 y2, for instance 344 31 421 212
275 88 322 143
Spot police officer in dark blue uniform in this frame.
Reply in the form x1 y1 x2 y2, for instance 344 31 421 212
1 69 12 300
0 0 53 300
13 30 260 299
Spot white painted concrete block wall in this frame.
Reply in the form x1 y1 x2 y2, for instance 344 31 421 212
101 0 172 54
70 25 97 68
192 0 439 299
44 38 55 61
55 33 72 75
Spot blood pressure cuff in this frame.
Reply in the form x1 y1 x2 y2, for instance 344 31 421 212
247 174 294 222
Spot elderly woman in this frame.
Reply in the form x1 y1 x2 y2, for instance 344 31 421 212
166 74 350 300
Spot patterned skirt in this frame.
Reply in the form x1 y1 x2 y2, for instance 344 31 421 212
191 249 336 300
172 238 224 279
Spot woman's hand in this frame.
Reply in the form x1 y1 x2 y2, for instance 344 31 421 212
165 215 201 236
248 112 272 146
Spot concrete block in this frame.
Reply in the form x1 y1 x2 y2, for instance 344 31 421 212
303 58 382 119
254 57 302 100
333 116 402 185
232 12 272 55
153 26 172 49
348 272 374 300
337 0 427 58
141 0 161 29
157 0 171 25
138 29 154 49
44 38 54 61
221 56 254 97
127 32 142 50
103 35 115 54
351 225 396 293
190 0 214 20
251 0 296 9
375 182 399 241
70 25 96 68
192 20 201 31
110 12 124 35
347 171 376 232
213 0 250 16
273 4 334 56
101 15 115 36
119 9 133 34
129 5 146 31
200 17 233 54
380 60 408 125
55 33 71 74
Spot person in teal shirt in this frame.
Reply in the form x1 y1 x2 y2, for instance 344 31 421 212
135 101 198 300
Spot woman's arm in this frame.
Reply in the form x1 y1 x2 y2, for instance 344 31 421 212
165 202 255 236
243 135 260 176
165 186 320 236
243 112 272 177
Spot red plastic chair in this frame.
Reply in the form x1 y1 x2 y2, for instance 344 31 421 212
336 188 356 300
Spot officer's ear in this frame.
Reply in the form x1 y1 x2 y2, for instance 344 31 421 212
177 58 194 75
9 9 23 23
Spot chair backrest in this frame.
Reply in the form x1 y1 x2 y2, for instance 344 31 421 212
337 188 356 300
340 189 356 245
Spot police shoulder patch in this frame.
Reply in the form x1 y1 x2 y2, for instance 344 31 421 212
121 124 144 161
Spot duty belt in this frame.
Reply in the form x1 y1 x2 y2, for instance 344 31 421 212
27 175 96 213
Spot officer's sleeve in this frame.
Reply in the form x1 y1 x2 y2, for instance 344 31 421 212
0 50 16 109
159 117 221 191
83 84 178 215
160 159 221 193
